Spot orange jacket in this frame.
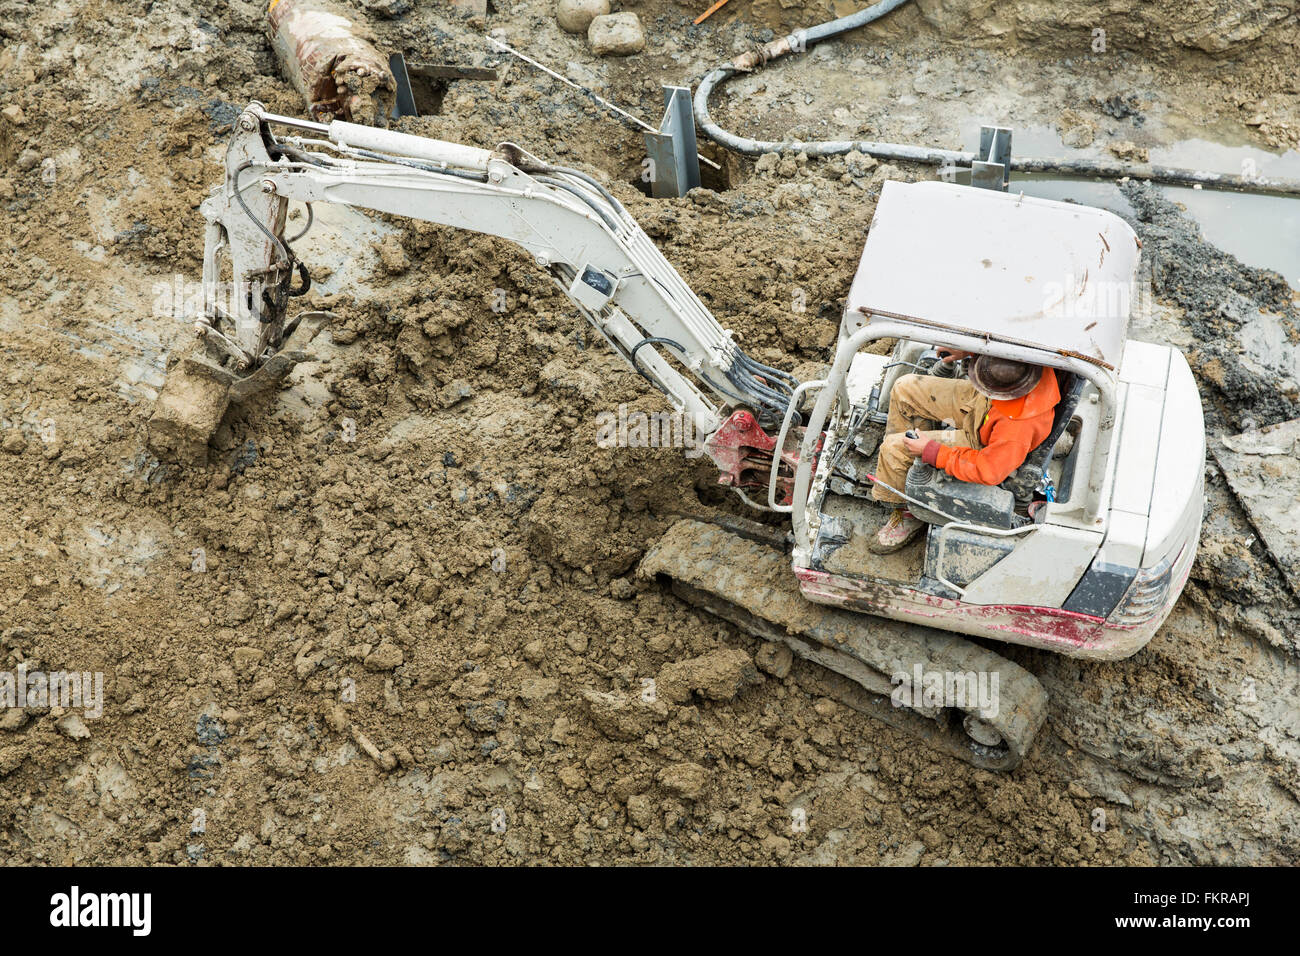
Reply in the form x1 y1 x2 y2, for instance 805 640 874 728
921 369 1061 485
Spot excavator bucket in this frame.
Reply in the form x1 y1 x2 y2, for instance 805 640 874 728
145 357 232 467
640 519 1048 771
147 313 332 465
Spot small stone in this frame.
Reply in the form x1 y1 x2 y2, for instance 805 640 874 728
249 677 276 701
1057 108 1096 148
1107 140 1149 163
361 0 412 17
588 12 645 56
558 765 586 789
2 104 26 126
755 641 793 678
557 0 609 34
225 590 255 625
581 688 666 741
56 713 91 740
519 677 559 701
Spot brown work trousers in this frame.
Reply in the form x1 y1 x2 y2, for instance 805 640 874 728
872 374 992 505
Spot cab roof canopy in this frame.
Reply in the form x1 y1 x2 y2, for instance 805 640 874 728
846 180 1141 370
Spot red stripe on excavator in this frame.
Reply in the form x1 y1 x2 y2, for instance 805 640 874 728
793 567 1108 652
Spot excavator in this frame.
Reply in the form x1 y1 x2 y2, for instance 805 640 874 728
149 103 1205 770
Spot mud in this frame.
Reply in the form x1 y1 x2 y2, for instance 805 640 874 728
0 0 1298 865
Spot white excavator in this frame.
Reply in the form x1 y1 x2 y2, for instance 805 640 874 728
150 103 1205 770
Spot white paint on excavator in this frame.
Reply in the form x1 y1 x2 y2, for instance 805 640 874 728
845 180 1141 368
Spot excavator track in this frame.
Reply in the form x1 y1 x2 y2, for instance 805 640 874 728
640 519 1048 771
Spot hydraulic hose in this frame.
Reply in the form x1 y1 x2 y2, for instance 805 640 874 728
693 0 1300 197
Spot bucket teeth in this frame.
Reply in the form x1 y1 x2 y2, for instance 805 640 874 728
640 519 1048 771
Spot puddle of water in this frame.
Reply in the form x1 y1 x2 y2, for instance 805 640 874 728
955 123 1300 290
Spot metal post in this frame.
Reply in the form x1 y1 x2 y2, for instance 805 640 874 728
971 125 1012 191
644 85 702 199
390 52 419 119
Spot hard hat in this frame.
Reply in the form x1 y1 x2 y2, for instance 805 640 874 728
968 356 1042 401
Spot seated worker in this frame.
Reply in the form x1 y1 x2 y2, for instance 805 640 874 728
870 350 1061 553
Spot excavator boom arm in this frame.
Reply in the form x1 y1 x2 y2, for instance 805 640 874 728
197 103 798 442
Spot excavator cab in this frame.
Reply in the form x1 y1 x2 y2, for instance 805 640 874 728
784 181 1204 663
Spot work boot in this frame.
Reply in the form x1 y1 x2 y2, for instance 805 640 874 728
870 508 925 554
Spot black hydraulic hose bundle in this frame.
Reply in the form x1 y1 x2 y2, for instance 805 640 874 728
693 0 1300 197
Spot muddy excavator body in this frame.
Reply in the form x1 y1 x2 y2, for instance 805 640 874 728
155 107 1205 771
779 181 1204 663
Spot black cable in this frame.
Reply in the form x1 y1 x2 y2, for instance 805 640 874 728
535 175 621 231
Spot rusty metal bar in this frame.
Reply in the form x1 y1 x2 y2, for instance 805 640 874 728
267 0 394 124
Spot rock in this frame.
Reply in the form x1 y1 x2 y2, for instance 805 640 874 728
1057 109 1096 148
844 149 878 178
361 0 412 17
225 590 255 625
588 12 645 56
755 642 793 679
249 677 276 701
884 840 927 867
657 761 708 800
761 834 793 857
146 359 231 466
813 697 838 719
1108 140 1149 162
56 713 91 740
0 709 28 732
557 0 608 34
657 649 761 703
558 765 586 789
2 104 25 126
464 699 506 732
364 640 404 671
1 430 25 454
